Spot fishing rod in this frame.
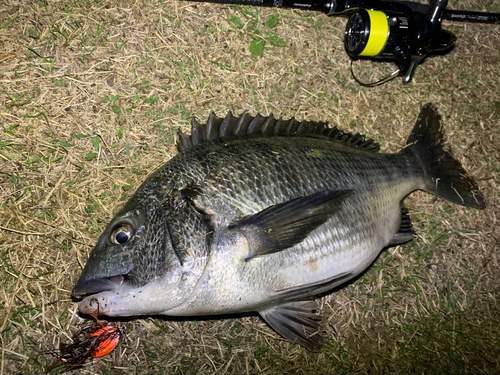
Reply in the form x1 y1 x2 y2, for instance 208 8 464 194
191 0 500 85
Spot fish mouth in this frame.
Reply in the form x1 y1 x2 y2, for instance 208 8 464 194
72 275 125 299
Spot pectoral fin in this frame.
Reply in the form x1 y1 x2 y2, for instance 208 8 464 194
228 190 352 261
260 300 322 351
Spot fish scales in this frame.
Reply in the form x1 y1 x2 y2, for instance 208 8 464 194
140 136 415 287
153 138 420 314
164 136 418 221
73 104 484 350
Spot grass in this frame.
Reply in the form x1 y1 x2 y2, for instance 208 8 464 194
1 0 499 373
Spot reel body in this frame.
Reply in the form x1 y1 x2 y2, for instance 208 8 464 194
344 0 456 84
190 0 499 85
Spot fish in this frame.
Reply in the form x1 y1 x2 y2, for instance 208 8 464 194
72 103 485 350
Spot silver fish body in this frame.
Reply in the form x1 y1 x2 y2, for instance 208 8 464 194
72 104 484 349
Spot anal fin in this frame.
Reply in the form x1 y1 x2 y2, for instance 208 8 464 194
260 300 322 351
389 206 414 245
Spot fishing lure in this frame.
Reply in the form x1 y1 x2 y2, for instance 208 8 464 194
46 299 125 373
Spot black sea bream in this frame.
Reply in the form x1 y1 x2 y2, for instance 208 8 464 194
72 104 484 350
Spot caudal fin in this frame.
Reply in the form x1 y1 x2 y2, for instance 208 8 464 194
404 103 485 209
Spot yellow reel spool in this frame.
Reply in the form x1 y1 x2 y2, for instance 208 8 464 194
359 10 389 56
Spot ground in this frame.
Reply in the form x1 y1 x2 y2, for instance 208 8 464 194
0 0 499 373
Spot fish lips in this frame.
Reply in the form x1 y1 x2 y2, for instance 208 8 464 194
72 275 125 298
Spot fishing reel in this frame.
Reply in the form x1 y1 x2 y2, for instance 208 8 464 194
344 0 456 85
192 0 500 85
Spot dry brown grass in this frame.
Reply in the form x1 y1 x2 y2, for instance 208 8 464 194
1 0 499 373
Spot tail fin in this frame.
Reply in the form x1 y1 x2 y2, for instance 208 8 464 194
404 103 485 209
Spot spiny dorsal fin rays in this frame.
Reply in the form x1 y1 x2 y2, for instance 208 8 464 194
190 118 204 147
247 113 267 134
205 110 222 141
260 115 275 135
219 111 238 137
233 112 253 134
176 112 381 152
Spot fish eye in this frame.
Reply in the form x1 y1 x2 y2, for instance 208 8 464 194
110 223 134 245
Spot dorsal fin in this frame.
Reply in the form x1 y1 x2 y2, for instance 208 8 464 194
177 112 380 152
